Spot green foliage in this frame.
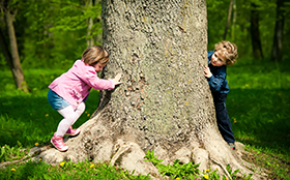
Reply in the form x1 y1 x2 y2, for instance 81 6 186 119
0 143 27 162
144 150 201 179
222 164 253 180
206 0 290 59
144 151 257 180
1 0 289 70
0 160 150 180
1 0 103 69
144 150 200 179
243 145 290 179
143 150 163 166
0 115 29 147
157 160 200 179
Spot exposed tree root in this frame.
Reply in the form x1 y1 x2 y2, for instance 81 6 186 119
0 117 267 180
36 116 267 179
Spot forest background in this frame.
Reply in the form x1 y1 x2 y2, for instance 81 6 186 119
0 0 290 179
1 0 289 70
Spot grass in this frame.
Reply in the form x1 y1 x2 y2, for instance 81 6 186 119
227 58 290 152
0 69 99 147
0 57 290 179
1 160 150 180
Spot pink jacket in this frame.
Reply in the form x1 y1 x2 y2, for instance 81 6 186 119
48 60 115 110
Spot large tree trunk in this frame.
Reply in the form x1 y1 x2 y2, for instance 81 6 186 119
271 0 285 62
37 0 262 179
2 0 29 92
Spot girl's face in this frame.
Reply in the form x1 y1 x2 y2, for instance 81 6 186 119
93 62 106 72
211 50 226 67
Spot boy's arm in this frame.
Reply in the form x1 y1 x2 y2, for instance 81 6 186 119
204 67 226 92
204 67 212 78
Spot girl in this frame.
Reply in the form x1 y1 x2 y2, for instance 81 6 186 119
47 46 122 152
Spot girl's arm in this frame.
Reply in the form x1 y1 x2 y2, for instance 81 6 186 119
83 70 122 90
112 73 122 85
84 69 115 90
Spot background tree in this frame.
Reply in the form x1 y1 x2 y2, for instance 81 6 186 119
37 0 262 178
0 0 103 71
250 2 264 59
206 0 285 59
22 0 102 68
0 0 28 92
85 0 102 47
271 0 285 61
1 0 289 72
223 0 234 40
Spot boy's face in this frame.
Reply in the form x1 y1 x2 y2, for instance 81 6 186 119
93 62 106 72
211 50 226 67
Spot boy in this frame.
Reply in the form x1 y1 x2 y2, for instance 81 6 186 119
204 41 238 150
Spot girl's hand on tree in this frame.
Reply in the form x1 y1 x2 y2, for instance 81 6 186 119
204 67 212 78
113 73 123 85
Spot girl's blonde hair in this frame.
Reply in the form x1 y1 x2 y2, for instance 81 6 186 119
82 46 109 66
214 41 238 65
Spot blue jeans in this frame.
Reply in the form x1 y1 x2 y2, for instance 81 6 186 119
47 89 70 110
212 92 235 143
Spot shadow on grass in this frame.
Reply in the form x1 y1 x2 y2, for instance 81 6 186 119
227 88 290 151
0 90 99 147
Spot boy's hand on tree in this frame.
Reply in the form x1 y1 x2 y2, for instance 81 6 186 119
113 73 123 85
204 67 212 78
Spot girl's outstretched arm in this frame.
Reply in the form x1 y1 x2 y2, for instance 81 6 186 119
113 73 122 85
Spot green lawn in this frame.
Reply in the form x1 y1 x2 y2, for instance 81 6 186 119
0 69 99 147
227 59 290 151
0 58 289 179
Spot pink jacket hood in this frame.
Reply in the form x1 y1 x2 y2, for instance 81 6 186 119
48 60 115 110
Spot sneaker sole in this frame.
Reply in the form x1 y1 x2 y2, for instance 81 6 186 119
50 139 68 152
65 130 81 137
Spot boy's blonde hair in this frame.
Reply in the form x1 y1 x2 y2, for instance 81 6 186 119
214 41 238 65
82 46 109 66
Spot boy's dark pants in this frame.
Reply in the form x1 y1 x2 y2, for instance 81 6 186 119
212 92 235 144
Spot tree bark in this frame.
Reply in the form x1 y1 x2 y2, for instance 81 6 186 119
1 0 28 92
250 3 264 59
271 0 285 62
37 0 262 178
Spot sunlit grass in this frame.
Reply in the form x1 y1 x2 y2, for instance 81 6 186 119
0 69 99 147
0 160 150 180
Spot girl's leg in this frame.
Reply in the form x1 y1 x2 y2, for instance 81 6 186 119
51 102 85 151
55 102 85 137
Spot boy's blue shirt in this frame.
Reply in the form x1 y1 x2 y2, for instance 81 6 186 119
207 51 230 94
